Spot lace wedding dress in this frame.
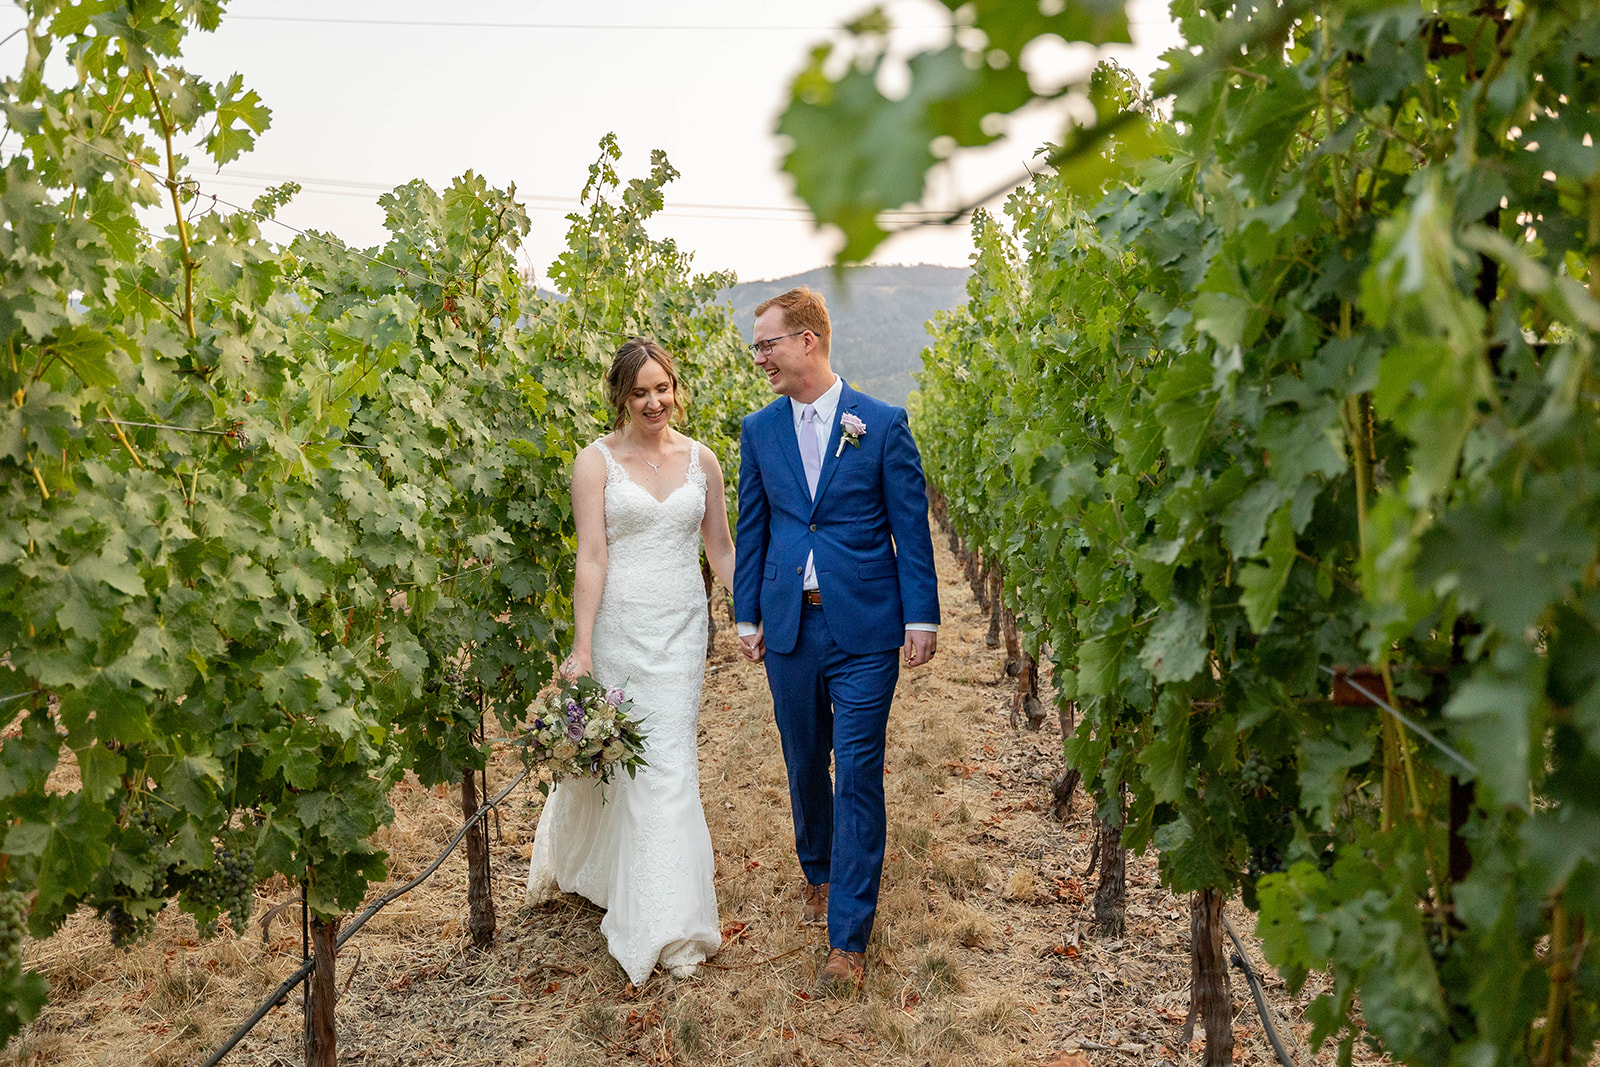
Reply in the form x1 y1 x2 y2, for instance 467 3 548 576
525 438 721 984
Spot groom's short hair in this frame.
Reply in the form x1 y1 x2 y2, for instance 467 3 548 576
756 286 830 356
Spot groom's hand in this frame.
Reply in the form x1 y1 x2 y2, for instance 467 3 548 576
739 625 766 663
904 629 937 668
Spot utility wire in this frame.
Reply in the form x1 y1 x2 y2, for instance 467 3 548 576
63 133 500 291
226 15 924 31
223 12 1170 33
186 168 973 222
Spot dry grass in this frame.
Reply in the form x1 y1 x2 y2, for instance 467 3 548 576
2 528 1386 1067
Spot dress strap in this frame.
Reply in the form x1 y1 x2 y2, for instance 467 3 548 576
686 440 706 490
593 439 627 486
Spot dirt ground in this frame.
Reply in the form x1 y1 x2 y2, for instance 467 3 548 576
3 525 1368 1067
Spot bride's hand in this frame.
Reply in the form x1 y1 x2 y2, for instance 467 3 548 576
560 650 592 681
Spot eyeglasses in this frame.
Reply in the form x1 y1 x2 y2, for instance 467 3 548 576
746 331 807 358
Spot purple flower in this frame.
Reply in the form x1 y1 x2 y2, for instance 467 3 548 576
606 687 626 706
836 413 867 456
566 720 585 742
565 700 579 716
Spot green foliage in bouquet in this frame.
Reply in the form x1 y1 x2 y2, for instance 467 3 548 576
520 676 648 796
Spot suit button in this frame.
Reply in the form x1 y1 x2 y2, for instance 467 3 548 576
809 523 817 531
796 566 802 574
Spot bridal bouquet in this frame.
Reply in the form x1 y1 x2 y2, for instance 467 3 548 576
522 675 648 794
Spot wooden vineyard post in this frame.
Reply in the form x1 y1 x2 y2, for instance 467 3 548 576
306 914 341 1067
461 764 496 950
1185 887 1234 1067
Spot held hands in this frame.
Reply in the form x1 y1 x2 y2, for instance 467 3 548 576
903 629 937 668
738 625 766 663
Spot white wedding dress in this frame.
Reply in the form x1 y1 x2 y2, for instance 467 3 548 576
525 438 721 984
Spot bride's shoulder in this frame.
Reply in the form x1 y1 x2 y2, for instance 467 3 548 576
691 439 724 475
584 434 623 458
574 439 613 479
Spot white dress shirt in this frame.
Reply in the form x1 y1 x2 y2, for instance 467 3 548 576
793 376 844 590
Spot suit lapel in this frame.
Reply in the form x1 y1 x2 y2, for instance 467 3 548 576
770 399 809 501
808 383 856 517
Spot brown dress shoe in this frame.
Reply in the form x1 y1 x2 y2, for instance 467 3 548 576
816 947 866 992
801 882 828 927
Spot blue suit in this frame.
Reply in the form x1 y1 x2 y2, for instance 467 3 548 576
734 382 940 951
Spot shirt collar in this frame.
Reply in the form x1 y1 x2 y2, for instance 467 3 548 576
790 375 844 427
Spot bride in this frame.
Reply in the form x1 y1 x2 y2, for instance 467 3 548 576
525 337 733 984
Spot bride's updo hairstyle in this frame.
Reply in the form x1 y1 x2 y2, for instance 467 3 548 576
605 336 689 430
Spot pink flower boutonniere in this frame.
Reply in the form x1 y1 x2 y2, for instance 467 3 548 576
836 413 867 457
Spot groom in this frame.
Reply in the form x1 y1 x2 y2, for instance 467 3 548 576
733 286 940 990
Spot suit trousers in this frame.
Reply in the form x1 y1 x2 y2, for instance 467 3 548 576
765 600 900 952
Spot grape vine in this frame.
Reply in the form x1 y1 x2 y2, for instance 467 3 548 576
0 0 760 1055
887 4 1600 1065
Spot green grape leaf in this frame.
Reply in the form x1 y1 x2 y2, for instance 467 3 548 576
204 74 271 165
1139 690 1194 802
1152 349 1216 467
1239 505 1294 633
1445 669 1536 810
1297 716 1375 830
1153 812 1229 893
74 742 125 803
1139 596 1209 683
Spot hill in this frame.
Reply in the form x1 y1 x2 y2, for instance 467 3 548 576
724 264 970 408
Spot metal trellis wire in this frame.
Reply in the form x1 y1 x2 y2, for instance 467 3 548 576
1316 664 1478 776
197 763 531 1067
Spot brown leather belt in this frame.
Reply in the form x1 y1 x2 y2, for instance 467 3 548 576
802 589 822 606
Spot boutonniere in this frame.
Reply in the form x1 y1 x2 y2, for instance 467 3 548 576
836 413 866 457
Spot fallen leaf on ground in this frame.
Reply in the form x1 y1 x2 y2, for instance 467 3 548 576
1044 1053 1091 1067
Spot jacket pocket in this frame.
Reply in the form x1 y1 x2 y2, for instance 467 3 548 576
763 563 778 581
859 559 897 581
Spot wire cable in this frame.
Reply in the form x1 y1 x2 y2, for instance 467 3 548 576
1316 664 1478 776
1223 914 1299 1067
226 15 915 31
62 133 493 290
185 168 973 222
197 763 532 1067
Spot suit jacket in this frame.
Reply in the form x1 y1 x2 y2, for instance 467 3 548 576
734 382 940 656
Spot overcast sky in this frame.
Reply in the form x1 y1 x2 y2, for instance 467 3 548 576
3 1 1181 284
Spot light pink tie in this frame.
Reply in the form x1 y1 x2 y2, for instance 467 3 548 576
801 405 823 499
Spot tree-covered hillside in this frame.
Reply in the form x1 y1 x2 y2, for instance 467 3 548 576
724 265 969 407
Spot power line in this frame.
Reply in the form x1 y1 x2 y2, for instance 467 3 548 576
224 12 1171 33
65 134 475 287
227 15 889 31
184 168 977 224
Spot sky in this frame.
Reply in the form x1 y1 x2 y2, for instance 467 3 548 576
2 1 1182 285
